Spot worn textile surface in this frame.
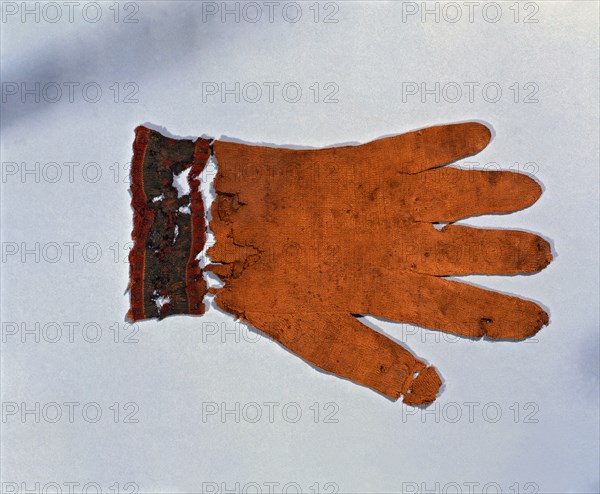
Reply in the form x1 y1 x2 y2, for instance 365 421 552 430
207 122 552 405
128 126 210 321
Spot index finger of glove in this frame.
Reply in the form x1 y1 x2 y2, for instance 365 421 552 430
365 122 492 174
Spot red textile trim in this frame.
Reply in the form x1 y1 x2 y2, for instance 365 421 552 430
128 126 154 321
127 126 210 322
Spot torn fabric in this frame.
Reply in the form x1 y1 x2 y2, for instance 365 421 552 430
126 122 553 405
128 126 209 321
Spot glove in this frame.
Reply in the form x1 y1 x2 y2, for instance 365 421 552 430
207 122 552 405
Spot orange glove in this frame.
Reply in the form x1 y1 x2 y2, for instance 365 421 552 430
207 122 552 405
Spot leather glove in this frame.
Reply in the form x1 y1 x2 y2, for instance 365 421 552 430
206 122 552 405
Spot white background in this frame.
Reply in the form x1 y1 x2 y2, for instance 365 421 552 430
1 1 598 493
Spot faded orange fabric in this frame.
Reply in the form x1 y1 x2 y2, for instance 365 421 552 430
208 122 552 405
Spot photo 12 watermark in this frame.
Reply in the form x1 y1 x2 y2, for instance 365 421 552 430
400 481 540 494
201 401 340 424
201 82 339 104
400 2 540 24
1 82 139 104
1 321 140 344
200 481 340 494
1 401 140 424
1 159 217 185
401 82 539 104
200 1 340 24
1 241 133 264
1 482 140 494
401 401 540 424
1 2 140 24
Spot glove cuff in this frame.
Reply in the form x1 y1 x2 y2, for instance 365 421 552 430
128 126 210 321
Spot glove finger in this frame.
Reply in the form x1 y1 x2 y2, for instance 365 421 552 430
389 224 552 276
401 168 543 222
218 162 543 230
353 272 549 340
219 303 442 405
213 122 491 189
367 122 492 174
